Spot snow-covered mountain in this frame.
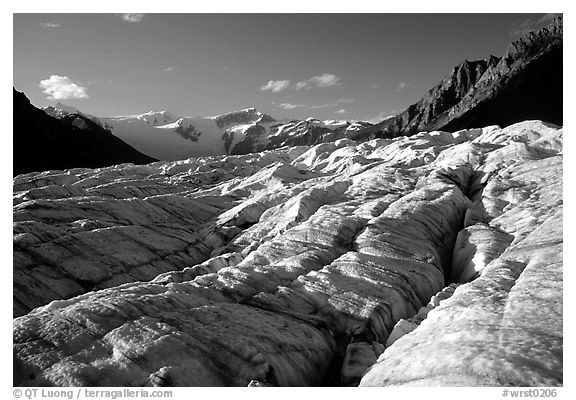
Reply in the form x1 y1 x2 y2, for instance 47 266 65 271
44 105 372 161
44 105 262 160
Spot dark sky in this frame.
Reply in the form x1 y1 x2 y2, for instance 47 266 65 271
13 13 558 121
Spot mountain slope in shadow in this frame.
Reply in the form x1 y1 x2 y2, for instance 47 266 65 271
351 16 562 141
13 88 157 176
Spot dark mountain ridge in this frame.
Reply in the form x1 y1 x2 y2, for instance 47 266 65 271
351 16 562 141
431 17 563 132
13 88 157 176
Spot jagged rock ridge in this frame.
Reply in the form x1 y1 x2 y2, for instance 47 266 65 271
13 89 157 176
14 120 562 387
358 57 501 139
351 16 562 141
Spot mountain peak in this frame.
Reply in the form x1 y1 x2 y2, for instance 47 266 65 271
350 16 561 140
137 110 179 126
213 107 274 129
43 103 83 119
213 107 261 118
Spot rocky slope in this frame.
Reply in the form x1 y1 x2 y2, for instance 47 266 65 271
13 119 562 386
355 57 501 140
13 89 156 176
45 104 371 161
351 16 562 141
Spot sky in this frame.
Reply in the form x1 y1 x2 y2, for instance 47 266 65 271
13 13 559 122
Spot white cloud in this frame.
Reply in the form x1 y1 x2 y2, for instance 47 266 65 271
262 74 343 92
86 79 113 85
335 109 347 114
120 14 146 23
397 82 407 91
39 75 89 100
261 80 290 93
278 103 306 110
309 98 355 109
41 22 60 28
538 13 561 23
367 110 401 124
309 103 332 110
295 73 342 90
163 66 177 72
510 13 560 35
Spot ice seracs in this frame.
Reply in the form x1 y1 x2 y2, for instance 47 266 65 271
13 120 562 387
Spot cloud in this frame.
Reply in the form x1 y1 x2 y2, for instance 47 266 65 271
295 73 342 90
367 110 401 124
261 80 290 92
86 79 113 85
309 98 355 109
309 103 332 110
278 103 306 110
262 74 343 93
335 109 347 114
39 75 89 100
120 14 145 23
41 22 60 28
396 82 408 91
163 66 177 72
538 13 561 23
510 13 560 35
